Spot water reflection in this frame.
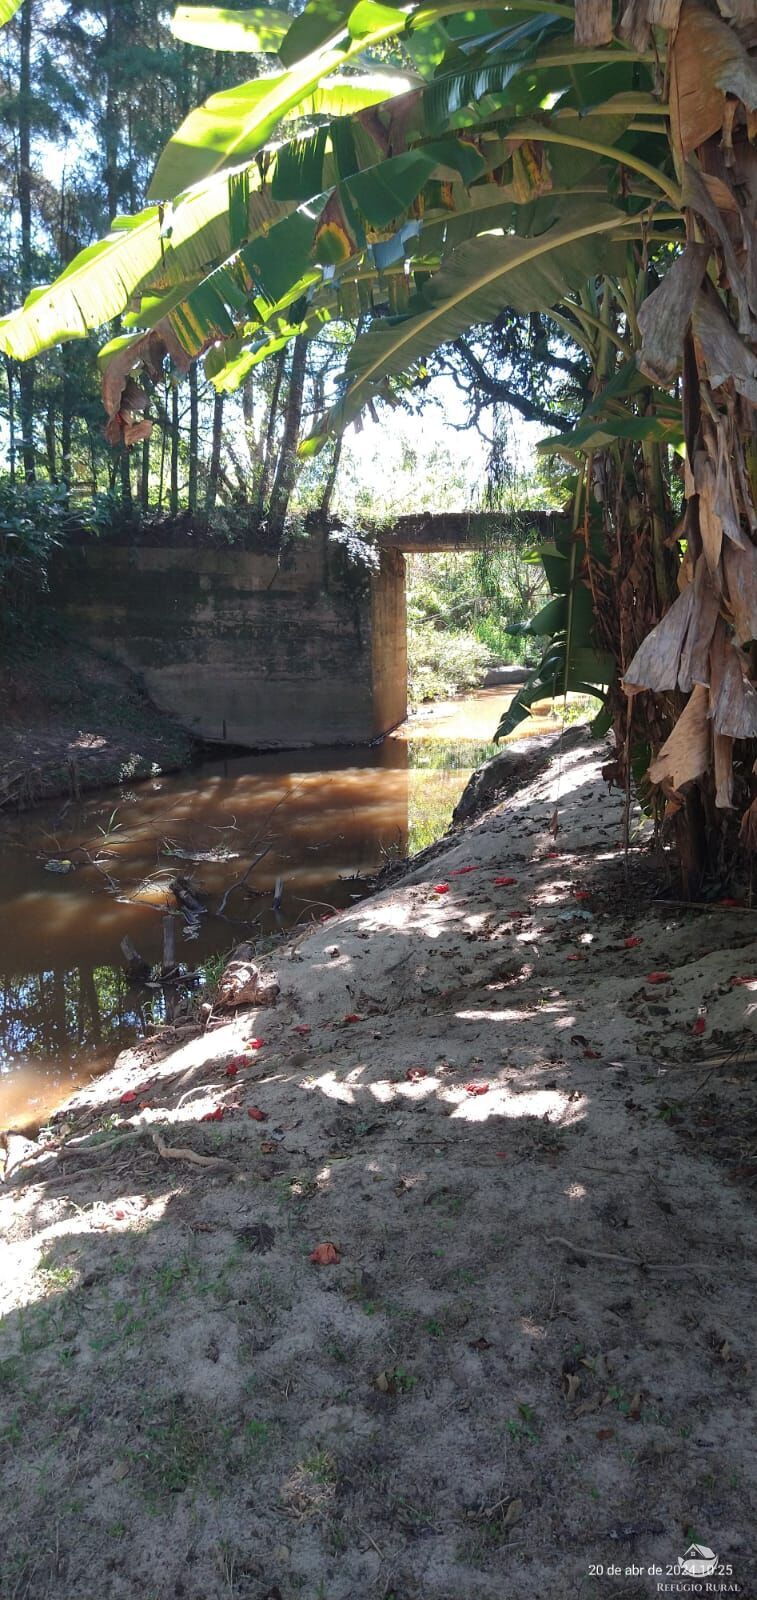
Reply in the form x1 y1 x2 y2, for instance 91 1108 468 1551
0 688 538 1128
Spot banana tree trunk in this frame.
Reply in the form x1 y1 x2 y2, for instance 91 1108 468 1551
622 1 757 892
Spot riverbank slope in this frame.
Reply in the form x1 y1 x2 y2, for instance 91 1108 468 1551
0 639 196 809
1 731 756 1599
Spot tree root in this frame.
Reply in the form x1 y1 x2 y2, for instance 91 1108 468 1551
151 1129 237 1172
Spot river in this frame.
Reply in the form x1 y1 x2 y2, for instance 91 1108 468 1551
0 688 555 1130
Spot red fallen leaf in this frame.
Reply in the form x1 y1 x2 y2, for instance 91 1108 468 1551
450 866 477 876
434 883 450 894
692 1016 706 1036
244 1038 264 1051
624 936 643 948
225 1063 239 1077
201 1107 225 1122
247 1107 268 1121
343 1013 361 1024
646 971 671 984
293 1024 311 1035
496 1151 508 1158
228 1053 254 1070
494 876 517 886
465 1082 489 1095
406 1067 429 1082
573 890 591 901
119 1090 137 1104
731 975 757 986
566 953 585 962
310 1241 341 1266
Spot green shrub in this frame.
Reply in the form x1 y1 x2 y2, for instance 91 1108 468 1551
0 479 67 642
408 624 492 703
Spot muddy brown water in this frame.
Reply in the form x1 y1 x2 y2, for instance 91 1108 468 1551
0 688 553 1130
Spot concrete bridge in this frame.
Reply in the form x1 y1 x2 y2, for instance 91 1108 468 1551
380 509 564 552
54 511 563 750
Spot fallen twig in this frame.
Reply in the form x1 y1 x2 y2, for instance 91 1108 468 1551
548 1234 739 1274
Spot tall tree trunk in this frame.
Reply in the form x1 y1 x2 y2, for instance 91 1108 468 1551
60 369 72 493
4 358 17 485
319 435 343 519
17 0 35 482
44 400 57 481
206 389 224 513
187 363 198 513
170 381 179 515
120 445 132 511
267 333 308 540
140 432 150 509
103 0 119 224
256 346 286 521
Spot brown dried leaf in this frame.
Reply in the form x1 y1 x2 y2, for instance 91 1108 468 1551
618 0 651 51
671 1 757 159
623 583 695 693
724 540 757 643
637 242 710 385
678 556 721 690
714 419 748 548
574 0 613 45
692 290 757 404
648 683 710 791
693 450 724 577
563 1371 581 1402
647 0 682 22
714 731 735 809
708 621 757 738
716 0 755 19
122 418 153 448
684 164 756 340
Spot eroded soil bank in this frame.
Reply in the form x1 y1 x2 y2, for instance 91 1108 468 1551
0 641 196 811
1 732 756 1600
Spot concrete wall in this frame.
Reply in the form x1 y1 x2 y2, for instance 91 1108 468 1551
53 534 407 750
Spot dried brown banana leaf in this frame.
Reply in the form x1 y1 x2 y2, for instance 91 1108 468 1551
648 683 711 790
623 582 695 693
637 241 710 386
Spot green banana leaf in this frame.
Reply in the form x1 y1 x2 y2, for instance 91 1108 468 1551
171 5 292 52
0 164 296 360
539 409 684 459
148 62 415 200
310 203 637 444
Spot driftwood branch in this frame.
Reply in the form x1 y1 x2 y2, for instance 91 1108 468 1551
217 844 272 917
